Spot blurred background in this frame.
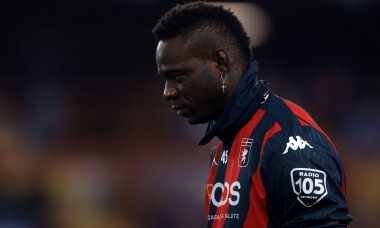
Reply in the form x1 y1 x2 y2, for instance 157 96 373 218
0 0 379 227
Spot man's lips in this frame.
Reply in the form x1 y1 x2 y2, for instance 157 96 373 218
172 105 185 110
172 105 191 117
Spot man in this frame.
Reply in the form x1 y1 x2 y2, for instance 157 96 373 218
153 2 352 227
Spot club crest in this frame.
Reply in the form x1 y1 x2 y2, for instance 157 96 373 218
238 138 253 167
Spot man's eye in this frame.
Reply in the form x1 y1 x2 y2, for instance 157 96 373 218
172 73 183 77
173 74 184 82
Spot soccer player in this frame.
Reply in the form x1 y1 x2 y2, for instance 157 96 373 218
153 2 352 227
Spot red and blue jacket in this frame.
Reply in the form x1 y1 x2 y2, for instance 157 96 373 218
199 61 352 228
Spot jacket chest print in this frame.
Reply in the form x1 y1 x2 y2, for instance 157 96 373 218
238 138 254 167
215 137 254 168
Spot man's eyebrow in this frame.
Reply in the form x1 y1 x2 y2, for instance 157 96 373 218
159 69 183 78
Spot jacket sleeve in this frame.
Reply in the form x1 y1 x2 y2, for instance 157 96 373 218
259 125 352 227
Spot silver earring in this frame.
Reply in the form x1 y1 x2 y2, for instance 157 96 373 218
220 72 226 93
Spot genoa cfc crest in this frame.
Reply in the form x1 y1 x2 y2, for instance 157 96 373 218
238 138 253 167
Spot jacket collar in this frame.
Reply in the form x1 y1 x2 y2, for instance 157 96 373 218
199 61 270 145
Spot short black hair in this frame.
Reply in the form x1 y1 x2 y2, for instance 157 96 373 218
152 1 252 67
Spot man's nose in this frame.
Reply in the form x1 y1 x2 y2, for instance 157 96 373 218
163 81 177 100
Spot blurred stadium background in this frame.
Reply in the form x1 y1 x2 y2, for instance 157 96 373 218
0 0 379 227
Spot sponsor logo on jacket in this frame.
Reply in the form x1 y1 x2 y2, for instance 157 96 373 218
207 181 241 207
290 168 328 207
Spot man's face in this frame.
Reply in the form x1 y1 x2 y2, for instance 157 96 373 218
156 36 225 125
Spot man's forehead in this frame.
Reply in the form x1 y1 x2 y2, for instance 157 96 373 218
156 36 185 55
156 36 194 65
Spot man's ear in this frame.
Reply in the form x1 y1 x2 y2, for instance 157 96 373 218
213 49 229 72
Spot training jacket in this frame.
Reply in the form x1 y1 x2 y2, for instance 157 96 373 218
199 61 352 228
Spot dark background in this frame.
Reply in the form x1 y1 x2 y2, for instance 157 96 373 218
0 0 379 227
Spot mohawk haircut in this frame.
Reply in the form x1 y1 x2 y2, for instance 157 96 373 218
152 1 252 68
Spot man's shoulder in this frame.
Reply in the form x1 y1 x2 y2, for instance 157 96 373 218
257 94 336 154
260 94 318 130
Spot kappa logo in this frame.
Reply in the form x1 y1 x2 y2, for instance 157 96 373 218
283 136 313 154
210 146 219 166
212 157 218 166
238 138 253 167
290 168 328 207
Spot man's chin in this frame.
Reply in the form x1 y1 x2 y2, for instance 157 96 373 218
185 115 208 125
